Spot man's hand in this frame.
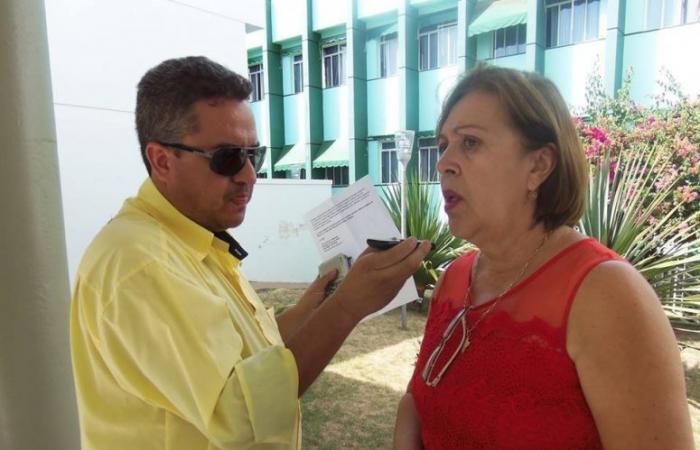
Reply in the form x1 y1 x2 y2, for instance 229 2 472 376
276 269 338 343
286 237 430 395
297 269 338 315
329 237 432 323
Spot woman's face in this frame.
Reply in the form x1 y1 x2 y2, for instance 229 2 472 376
437 90 539 244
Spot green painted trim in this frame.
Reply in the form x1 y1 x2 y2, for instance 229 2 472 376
605 0 626 96
458 0 477 70
348 138 369 180
525 0 545 73
303 0 323 175
347 0 369 182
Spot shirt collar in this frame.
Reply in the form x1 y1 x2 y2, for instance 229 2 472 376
214 231 249 261
134 178 248 261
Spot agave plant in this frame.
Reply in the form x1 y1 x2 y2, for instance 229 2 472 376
381 171 472 294
578 143 700 331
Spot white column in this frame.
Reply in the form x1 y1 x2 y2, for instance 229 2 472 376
0 0 79 448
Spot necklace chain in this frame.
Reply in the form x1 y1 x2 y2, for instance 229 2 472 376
462 231 551 341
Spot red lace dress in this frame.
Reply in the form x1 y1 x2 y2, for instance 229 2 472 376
411 238 620 449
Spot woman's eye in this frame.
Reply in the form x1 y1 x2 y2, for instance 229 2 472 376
463 137 479 149
438 142 448 153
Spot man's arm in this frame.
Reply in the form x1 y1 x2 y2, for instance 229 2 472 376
275 269 338 343
287 238 431 395
87 261 301 449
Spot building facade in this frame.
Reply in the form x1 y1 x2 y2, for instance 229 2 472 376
247 0 700 189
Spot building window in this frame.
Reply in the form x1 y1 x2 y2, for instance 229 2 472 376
493 24 527 58
545 0 600 48
293 54 304 94
418 138 443 183
323 43 346 88
646 0 700 29
380 142 399 184
317 166 348 186
249 64 264 102
286 168 306 179
380 33 398 77
419 22 457 71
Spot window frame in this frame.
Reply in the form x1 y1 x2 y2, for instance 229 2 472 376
417 137 443 183
645 0 699 29
545 0 600 48
379 32 398 78
319 166 349 187
322 43 347 88
418 21 457 71
249 63 264 102
493 23 527 58
293 54 304 94
380 141 399 184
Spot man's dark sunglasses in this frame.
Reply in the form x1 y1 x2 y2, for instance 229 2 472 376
158 142 267 176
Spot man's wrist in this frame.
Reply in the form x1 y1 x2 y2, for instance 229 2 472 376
324 291 361 328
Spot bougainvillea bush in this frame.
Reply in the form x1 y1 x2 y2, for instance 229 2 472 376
576 69 700 330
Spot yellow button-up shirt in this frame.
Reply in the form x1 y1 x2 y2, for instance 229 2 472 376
70 179 301 450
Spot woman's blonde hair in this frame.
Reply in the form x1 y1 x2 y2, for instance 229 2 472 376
437 64 588 230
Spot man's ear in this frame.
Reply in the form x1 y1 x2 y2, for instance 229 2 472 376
528 144 557 191
146 142 173 183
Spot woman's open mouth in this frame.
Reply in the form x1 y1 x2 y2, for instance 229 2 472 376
442 189 463 212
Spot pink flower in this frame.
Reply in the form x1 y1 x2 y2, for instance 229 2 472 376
679 185 699 204
590 127 610 145
675 137 696 158
585 141 602 159
655 166 678 191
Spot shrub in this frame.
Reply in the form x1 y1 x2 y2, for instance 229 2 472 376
577 68 700 330
381 172 472 307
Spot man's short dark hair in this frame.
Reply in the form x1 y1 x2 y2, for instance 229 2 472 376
136 56 252 174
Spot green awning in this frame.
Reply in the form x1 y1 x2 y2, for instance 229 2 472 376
468 0 527 37
313 140 349 168
274 142 306 172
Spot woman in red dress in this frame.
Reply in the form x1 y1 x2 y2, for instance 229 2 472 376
393 65 693 450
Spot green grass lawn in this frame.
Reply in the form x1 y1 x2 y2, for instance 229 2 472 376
257 287 700 449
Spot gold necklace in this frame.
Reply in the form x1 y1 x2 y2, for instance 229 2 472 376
421 231 552 387
459 231 550 352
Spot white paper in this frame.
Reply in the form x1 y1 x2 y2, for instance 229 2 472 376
304 176 419 319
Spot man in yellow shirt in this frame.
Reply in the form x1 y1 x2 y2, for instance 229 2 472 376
70 56 430 450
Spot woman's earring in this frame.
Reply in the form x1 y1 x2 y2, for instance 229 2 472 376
528 190 538 201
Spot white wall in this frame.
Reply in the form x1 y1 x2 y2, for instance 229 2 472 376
234 179 333 283
45 0 264 282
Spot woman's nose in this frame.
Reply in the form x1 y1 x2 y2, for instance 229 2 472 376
437 143 455 175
